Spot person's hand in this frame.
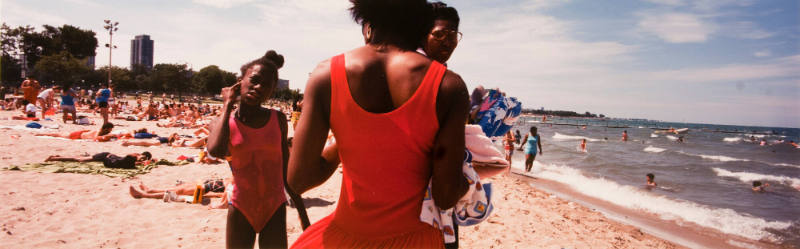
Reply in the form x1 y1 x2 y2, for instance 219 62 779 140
539 151 543 155
221 82 241 108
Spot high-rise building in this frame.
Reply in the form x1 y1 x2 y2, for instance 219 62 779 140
86 55 95 69
130 35 154 70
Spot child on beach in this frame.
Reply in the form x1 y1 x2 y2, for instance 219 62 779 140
60 84 78 124
646 173 657 187
752 181 769 192
504 130 515 166
207 50 303 249
580 139 587 152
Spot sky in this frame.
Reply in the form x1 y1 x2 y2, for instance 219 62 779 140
2 0 799 128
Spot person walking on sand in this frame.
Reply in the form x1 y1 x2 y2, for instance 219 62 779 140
207 50 305 249
96 83 112 124
288 1 470 247
520 126 543 172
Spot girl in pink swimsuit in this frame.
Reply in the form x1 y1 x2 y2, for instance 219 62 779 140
207 50 305 249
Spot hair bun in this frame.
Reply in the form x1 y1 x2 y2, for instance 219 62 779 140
263 50 284 69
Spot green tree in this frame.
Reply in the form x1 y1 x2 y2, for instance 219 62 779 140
191 65 238 94
96 66 133 91
32 51 90 86
1 54 22 87
151 63 191 96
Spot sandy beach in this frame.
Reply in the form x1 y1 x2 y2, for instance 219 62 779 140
1 109 685 248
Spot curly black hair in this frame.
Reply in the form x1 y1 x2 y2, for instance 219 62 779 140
430 1 459 27
240 50 285 82
349 0 433 51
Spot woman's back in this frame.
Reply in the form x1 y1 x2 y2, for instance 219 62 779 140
342 47 434 114
328 50 445 237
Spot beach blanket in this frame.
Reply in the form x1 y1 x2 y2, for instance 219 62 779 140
474 89 522 140
5 159 189 178
420 149 494 243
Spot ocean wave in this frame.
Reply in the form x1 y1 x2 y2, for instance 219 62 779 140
713 168 800 190
723 137 743 143
650 134 658 138
552 132 601 142
744 134 766 138
666 135 678 141
699 154 750 162
774 163 800 169
643 146 666 153
512 161 791 241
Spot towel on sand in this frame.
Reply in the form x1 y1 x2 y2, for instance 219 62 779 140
5 159 189 178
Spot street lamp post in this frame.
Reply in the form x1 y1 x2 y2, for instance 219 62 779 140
103 19 119 86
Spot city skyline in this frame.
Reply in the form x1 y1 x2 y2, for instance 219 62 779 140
2 0 798 128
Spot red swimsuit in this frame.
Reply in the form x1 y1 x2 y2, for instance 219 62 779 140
291 54 447 248
228 109 286 231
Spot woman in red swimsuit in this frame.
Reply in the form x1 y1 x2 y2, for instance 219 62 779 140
207 50 304 249
288 1 470 248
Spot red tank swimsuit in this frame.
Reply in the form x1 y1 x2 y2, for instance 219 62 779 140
229 109 286 231
291 54 446 248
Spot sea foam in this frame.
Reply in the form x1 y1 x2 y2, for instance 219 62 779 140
643 146 666 153
723 137 743 143
513 161 792 241
713 168 800 190
552 132 601 142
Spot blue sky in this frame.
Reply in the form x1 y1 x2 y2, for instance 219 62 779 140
2 0 798 128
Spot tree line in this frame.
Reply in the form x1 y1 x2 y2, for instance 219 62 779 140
1 23 301 101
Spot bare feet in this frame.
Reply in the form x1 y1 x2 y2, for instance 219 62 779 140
121 141 130 147
129 185 144 198
139 182 150 192
45 155 58 162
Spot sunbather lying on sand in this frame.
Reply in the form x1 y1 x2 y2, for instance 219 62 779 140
45 151 153 169
129 178 230 199
35 123 117 141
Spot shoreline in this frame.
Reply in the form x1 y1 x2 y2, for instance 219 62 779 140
510 169 780 249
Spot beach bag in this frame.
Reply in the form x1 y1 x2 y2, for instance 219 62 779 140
25 122 42 129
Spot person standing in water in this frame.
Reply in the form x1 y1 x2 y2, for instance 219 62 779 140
579 139 587 152
621 130 629 142
646 173 657 187
520 126 543 172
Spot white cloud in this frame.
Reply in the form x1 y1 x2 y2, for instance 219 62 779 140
754 50 771 57
723 21 773 39
642 54 800 83
642 0 685 6
191 0 254 9
637 12 716 43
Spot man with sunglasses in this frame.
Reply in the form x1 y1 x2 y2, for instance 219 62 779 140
422 2 462 65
